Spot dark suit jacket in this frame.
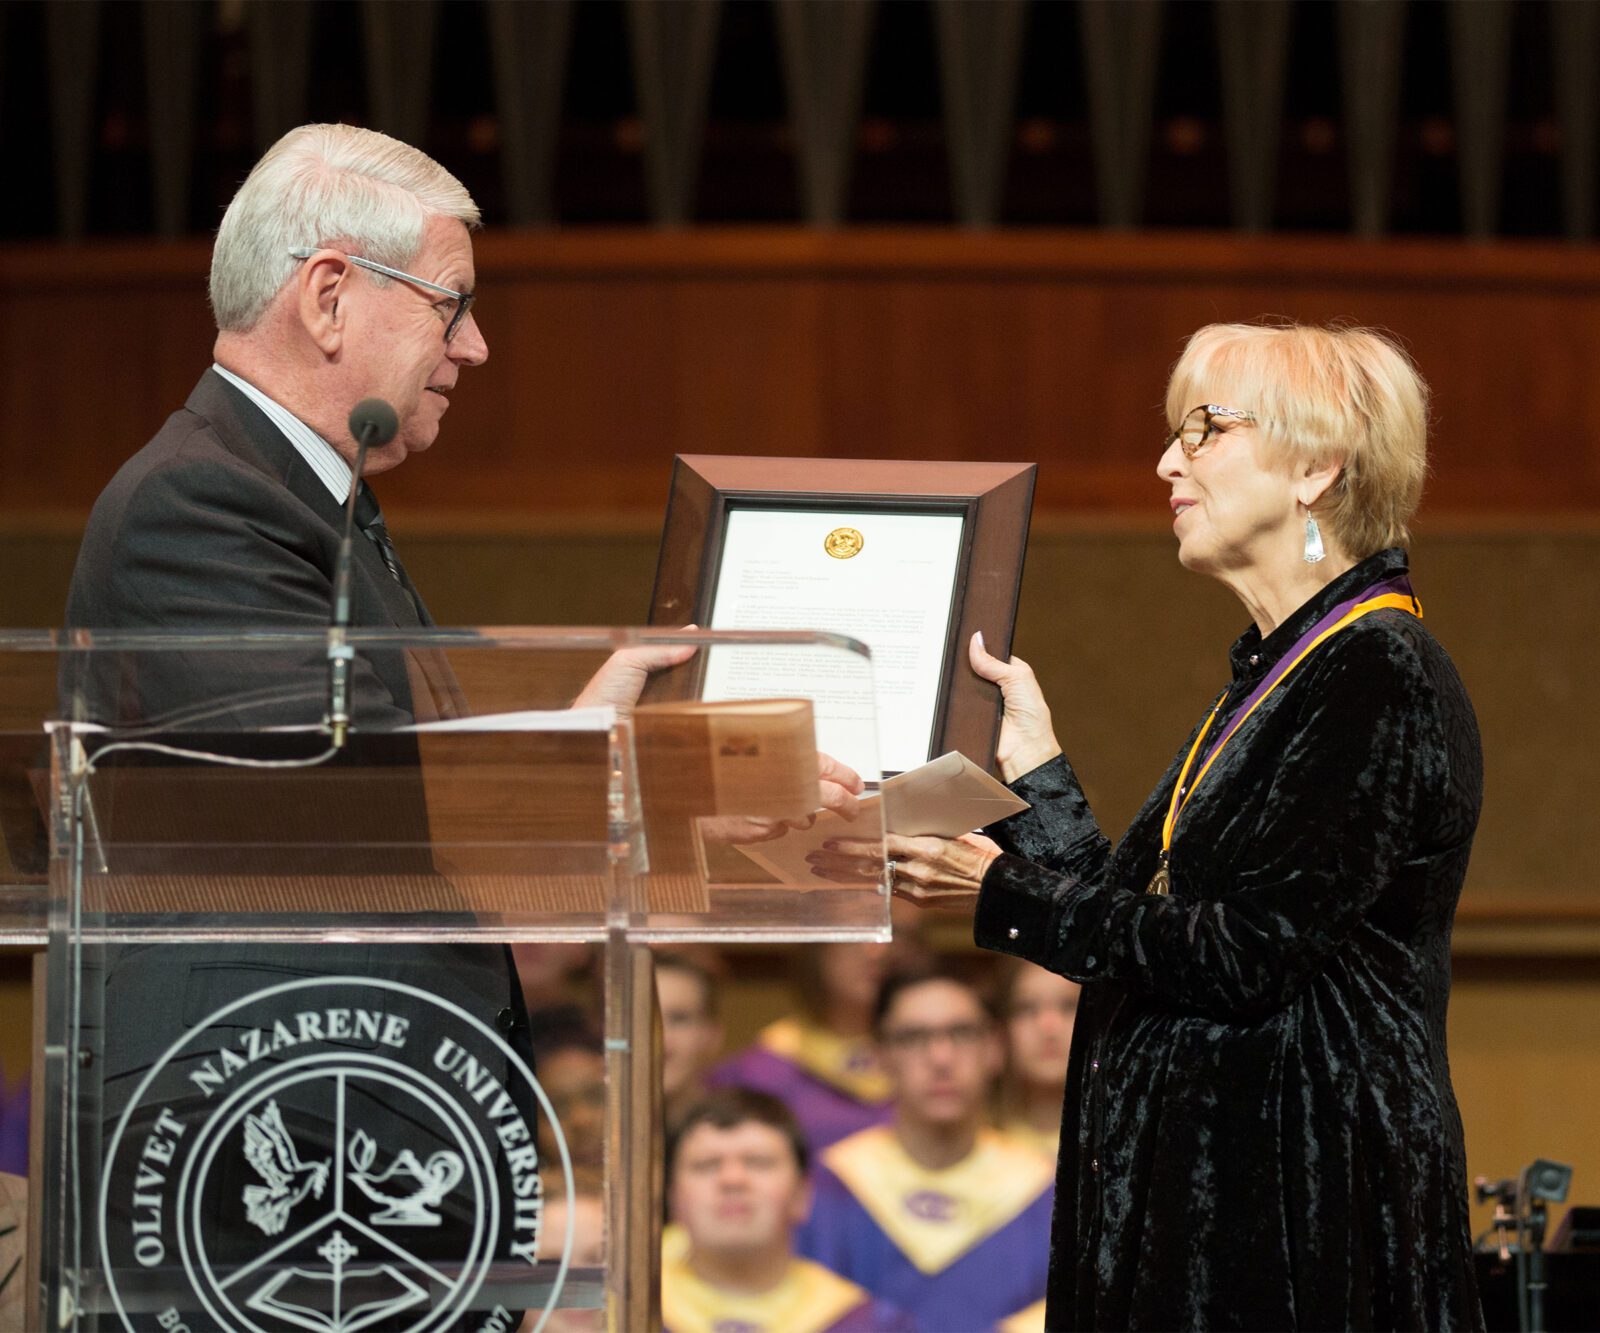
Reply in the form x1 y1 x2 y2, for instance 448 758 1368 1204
65 371 534 1271
67 368 463 729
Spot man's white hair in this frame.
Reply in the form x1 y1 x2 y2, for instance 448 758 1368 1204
209 123 480 333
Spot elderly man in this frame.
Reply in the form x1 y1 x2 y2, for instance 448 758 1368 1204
68 121 676 721
68 124 862 1330
62 124 705 1327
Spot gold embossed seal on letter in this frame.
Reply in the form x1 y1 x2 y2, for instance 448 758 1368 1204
824 527 864 560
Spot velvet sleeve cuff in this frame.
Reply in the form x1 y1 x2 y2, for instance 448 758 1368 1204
975 852 1124 986
987 753 1111 876
973 852 1067 963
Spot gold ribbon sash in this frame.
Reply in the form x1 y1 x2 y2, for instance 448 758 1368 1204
821 1125 1053 1275
999 1297 1049 1333
1149 580 1422 895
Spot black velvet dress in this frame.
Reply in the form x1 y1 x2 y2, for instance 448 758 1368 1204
974 549 1486 1331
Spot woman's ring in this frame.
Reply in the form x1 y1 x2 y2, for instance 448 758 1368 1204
886 858 898 882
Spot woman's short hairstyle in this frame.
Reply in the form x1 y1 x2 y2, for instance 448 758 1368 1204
209 122 480 334
1164 321 1430 558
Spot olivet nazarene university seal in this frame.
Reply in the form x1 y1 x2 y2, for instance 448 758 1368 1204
98 976 574 1333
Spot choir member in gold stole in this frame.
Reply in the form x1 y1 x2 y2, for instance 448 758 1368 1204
662 1088 915 1333
823 323 1485 1331
796 968 1052 1331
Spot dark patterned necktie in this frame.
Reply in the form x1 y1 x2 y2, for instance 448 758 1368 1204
353 484 403 585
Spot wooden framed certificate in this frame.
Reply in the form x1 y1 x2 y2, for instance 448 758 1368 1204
648 456 1036 777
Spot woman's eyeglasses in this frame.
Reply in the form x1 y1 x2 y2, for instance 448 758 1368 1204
1167 403 1257 459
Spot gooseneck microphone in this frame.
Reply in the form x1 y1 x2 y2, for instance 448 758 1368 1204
327 398 399 747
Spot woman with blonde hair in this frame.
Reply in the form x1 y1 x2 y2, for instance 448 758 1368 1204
824 322 1484 1329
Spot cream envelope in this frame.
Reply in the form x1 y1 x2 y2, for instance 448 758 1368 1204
881 749 1030 837
734 751 1029 887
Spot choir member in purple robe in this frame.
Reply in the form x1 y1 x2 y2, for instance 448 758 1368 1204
796 967 1051 1331
707 942 896 1151
663 1087 915 1333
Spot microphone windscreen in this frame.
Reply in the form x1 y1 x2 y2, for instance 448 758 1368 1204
348 398 399 446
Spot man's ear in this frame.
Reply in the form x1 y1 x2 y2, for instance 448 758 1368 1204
1299 457 1343 510
296 252 350 356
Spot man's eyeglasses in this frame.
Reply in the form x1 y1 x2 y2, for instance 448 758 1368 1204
1167 403 1257 459
878 1022 990 1054
288 247 476 343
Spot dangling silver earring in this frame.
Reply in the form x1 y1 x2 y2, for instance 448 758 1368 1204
1303 511 1326 564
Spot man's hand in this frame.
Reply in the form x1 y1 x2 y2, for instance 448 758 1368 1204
571 637 697 711
698 751 865 845
815 750 865 822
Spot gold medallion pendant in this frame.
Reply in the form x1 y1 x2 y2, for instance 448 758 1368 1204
823 527 864 559
1146 851 1171 896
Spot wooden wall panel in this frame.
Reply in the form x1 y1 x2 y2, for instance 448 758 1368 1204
4 523 1594 927
4 232 1594 1251
3 230 1600 520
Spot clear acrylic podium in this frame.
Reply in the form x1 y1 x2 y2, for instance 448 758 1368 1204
0 627 890 1332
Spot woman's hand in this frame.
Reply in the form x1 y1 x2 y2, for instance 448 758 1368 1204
969 631 1061 782
808 832 1004 909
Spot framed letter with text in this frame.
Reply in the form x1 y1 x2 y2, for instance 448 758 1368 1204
648 456 1036 778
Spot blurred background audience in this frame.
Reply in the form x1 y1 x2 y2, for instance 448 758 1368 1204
994 961 1079 1162
513 941 602 1021
0 1075 25 1179
533 1009 608 1199
655 950 727 1134
708 942 898 1153
796 965 1052 1332
540 938 1074 1328
532 1189 607 1333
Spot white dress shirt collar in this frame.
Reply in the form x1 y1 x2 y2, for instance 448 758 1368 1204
211 363 354 505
